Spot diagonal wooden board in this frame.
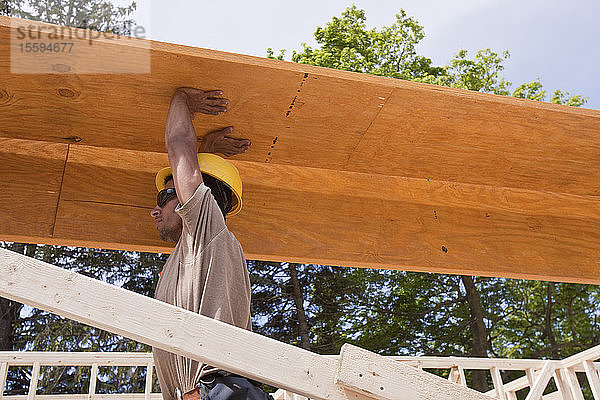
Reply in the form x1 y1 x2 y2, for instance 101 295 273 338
1 16 599 283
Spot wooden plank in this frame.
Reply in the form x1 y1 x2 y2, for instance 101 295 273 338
56 159 600 282
583 361 600 400
392 357 550 370
346 87 600 196
553 369 573 400
335 344 492 400
0 351 154 366
144 362 153 400
0 142 597 282
491 367 507 400
0 361 8 398
0 248 367 400
526 362 555 400
457 365 467 387
88 363 98 399
448 366 460 384
2 16 599 189
562 345 600 368
562 368 585 400
27 361 40 400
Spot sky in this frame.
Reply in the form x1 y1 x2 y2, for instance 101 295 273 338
131 0 599 110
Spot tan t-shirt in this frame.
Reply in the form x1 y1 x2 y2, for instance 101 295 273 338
152 183 252 400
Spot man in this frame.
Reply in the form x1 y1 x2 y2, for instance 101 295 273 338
150 87 272 400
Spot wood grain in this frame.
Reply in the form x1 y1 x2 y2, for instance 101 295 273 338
1 16 598 195
346 86 600 196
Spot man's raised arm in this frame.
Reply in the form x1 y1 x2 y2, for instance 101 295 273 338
164 87 229 204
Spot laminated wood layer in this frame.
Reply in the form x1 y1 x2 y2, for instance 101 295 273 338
1 17 599 196
2 143 599 284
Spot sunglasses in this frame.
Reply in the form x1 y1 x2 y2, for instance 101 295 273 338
157 188 177 207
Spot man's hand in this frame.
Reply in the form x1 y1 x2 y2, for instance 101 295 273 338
199 126 251 157
174 87 228 116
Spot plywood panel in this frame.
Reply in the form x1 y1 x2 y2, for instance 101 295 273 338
11 143 594 283
267 74 391 168
60 145 167 207
232 162 600 283
346 87 600 196
0 138 67 237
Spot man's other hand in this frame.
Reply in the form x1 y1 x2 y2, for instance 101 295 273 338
199 126 251 157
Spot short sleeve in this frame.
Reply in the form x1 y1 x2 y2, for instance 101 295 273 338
175 182 226 255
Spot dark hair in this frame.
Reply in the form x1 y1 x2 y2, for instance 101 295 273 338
164 174 232 218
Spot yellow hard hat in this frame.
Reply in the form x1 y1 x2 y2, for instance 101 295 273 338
155 153 243 216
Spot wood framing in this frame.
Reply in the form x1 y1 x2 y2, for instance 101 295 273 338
0 248 496 400
1 16 600 282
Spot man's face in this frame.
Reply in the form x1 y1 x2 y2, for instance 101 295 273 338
150 179 182 243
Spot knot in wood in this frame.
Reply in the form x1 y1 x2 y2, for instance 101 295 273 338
57 88 78 98
52 64 71 73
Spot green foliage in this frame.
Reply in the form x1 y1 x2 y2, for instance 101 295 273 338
512 79 547 101
513 80 588 106
0 0 137 35
425 49 512 95
550 89 588 106
281 6 443 80
273 5 587 107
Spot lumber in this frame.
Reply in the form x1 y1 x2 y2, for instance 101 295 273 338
335 344 492 400
2 141 600 283
0 248 493 400
1 16 600 283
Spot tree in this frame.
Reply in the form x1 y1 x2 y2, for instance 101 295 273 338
269 6 443 80
0 0 136 35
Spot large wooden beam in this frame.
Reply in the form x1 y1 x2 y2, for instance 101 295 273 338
1 17 599 283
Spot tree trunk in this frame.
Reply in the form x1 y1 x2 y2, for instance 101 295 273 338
545 282 559 358
0 243 36 351
461 275 490 392
288 263 311 350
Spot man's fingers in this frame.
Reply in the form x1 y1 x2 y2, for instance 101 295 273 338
204 98 229 106
196 106 227 114
232 140 251 148
203 90 224 98
210 126 234 138
198 109 221 116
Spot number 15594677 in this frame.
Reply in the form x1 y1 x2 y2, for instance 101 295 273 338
19 42 74 53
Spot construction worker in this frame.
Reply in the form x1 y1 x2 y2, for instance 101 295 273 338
150 87 272 400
